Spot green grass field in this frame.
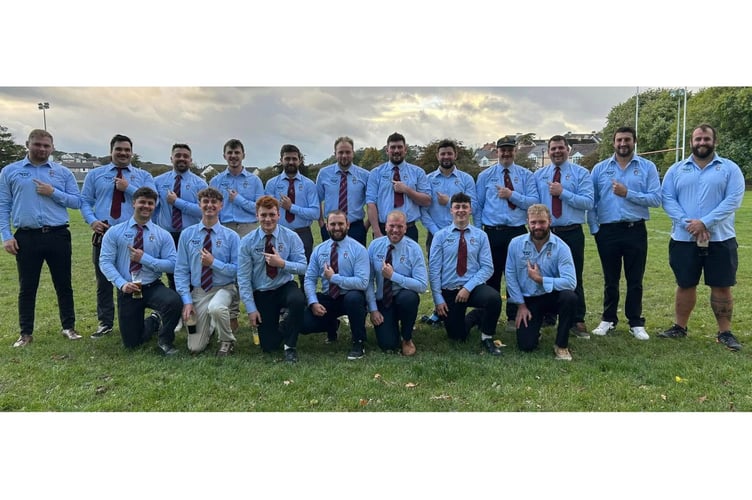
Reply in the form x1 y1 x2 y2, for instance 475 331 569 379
2 196 752 412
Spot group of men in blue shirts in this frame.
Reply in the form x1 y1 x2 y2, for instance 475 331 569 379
1 124 744 360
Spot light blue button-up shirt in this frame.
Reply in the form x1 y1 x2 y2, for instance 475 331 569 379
533 161 593 226
174 221 240 304
474 163 538 228
428 224 493 306
0 157 81 241
420 167 477 235
237 225 308 314
505 232 576 304
153 170 207 231
304 236 369 305
80 163 157 225
587 154 662 233
99 218 176 290
316 163 370 223
209 168 264 224
661 154 745 242
366 161 430 224
265 172 320 230
366 235 428 311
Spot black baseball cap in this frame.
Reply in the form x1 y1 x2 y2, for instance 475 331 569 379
496 135 516 148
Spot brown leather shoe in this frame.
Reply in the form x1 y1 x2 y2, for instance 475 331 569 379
61 328 83 340
13 335 33 347
230 318 239 334
401 339 416 356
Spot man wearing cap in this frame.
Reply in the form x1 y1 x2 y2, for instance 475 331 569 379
533 135 593 338
474 135 539 332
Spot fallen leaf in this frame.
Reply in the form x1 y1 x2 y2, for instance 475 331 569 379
661 394 667 400
51 354 69 360
283 380 292 385
493 340 507 347
374 373 382 380
405 382 418 388
698 395 707 403
95 386 108 394
430 394 452 400
359 399 368 406
675 376 684 383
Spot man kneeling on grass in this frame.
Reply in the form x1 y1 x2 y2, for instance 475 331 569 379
175 187 241 356
99 187 182 355
428 192 503 356
505 204 577 361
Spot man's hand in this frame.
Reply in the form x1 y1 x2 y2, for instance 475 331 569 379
515 304 532 329
3 238 19 255
310 303 327 317
33 179 54 196
526 260 542 284
248 311 262 327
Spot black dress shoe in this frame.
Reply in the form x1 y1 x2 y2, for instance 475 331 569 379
481 338 502 356
157 343 178 356
284 348 298 363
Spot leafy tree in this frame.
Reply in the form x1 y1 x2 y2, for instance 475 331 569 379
359 147 385 170
600 88 686 174
414 139 477 174
686 86 752 178
0 126 27 168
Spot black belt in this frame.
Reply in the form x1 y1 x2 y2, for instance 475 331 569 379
483 224 525 231
17 224 69 233
142 280 162 290
551 224 581 233
601 220 645 229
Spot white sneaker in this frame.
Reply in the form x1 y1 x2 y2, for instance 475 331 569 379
592 321 614 336
629 326 649 340
174 318 183 333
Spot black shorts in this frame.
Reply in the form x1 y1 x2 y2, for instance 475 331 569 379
668 238 738 288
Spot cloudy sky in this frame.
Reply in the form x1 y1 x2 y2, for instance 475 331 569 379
0 86 640 167
4 2 740 170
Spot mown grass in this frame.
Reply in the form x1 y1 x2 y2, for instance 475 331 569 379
2 196 752 412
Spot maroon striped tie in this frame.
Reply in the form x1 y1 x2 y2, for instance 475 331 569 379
130 224 143 273
503 168 517 210
392 166 404 208
285 178 295 223
172 175 183 230
265 234 278 278
552 167 562 218
328 241 340 299
200 227 213 291
382 244 394 307
110 167 126 219
338 171 348 213
456 228 467 277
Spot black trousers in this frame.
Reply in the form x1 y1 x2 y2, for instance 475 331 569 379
301 290 367 343
116 280 182 349
321 219 367 247
441 284 501 341
484 225 526 321
374 289 419 350
550 225 586 324
293 226 314 287
15 227 75 335
594 222 647 327
516 291 577 351
253 281 305 352
166 231 182 291
92 240 115 328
